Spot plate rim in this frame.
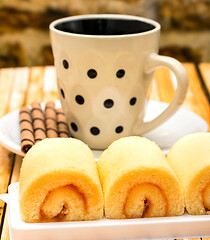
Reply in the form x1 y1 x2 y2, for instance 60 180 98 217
0 100 208 157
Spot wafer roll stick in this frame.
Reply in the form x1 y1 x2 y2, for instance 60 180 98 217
45 101 58 138
31 102 46 143
19 106 35 153
56 108 70 138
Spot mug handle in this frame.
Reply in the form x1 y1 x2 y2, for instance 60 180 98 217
133 52 188 135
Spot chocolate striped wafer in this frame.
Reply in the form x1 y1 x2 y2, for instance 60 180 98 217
56 108 70 138
19 106 35 153
45 101 58 138
31 102 46 143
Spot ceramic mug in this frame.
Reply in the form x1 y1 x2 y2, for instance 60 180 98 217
50 14 188 149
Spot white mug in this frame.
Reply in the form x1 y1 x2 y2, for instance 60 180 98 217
50 14 188 150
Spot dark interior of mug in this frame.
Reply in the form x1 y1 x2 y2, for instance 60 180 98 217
55 18 156 35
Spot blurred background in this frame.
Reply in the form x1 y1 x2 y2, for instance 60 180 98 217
0 0 209 68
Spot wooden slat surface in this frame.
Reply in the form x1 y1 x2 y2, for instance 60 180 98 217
155 67 175 103
0 63 209 240
199 63 210 92
25 67 45 106
1 155 22 240
8 68 29 112
43 66 58 102
0 69 14 116
183 63 210 126
0 68 16 239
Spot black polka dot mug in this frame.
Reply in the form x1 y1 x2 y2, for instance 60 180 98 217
50 14 188 150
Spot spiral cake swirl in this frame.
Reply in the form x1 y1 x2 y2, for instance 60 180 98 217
167 132 210 215
19 138 103 222
97 136 185 219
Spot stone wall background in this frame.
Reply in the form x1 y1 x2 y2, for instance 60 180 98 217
0 0 209 67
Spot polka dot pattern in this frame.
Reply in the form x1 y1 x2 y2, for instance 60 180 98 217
75 95 85 105
104 99 114 108
71 122 78 132
116 69 125 78
60 89 65 99
130 97 137 105
87 69 97 78
90 127 100 135
61 66 139 141
63 59 69 69
115 126 123 133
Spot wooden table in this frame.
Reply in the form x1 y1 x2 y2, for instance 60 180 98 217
0 63 209 240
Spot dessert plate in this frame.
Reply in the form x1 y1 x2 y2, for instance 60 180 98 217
1 182 210 240
0 100 208 159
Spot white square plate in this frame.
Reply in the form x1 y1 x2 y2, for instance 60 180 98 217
1 183 210 240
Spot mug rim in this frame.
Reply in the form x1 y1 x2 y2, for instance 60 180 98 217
49 14 160 38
